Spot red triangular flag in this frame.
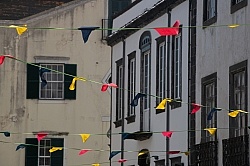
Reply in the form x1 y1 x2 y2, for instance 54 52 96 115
79 149 90 155
154 20 180 36
0 56 5 65
167 151 181 154
118 159 127 163
101 84 109 92
162 131 173 138
36 133 48 141
191 103 201 114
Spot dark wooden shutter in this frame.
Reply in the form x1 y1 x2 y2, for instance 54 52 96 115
64 64 77 99
110 0 131 16
51 138 64 166
25 138 38 166
26 63 39 99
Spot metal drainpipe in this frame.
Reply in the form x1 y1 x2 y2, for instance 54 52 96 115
166 9 171 166
110 46 113 166
121 38 126 166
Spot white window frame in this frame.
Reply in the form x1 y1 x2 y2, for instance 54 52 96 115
38 139 51 166
157 42 166 103
128 58 136 116
39 64 64 99
233 71 246 136
117 65 123 120
173 34 182 99
207 0 216 19
143 50 150 110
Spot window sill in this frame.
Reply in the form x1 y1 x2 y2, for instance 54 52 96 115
37 100 67 104
113 119 122 128
231 0 247 14
203 16 217 28
125 115 135 124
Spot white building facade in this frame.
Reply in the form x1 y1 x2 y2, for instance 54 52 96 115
193 0 250 166
107 0 190 165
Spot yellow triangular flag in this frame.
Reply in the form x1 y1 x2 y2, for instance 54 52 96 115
80 134 90 143
204 128 217 135
236 110 248 113
184 151 190 156
138 152 145 156
69 77 86 90
9 25 27 35
228 110 240 118
156 99 167 110
92 164 100 166
228 24 239 28
49 147 63 153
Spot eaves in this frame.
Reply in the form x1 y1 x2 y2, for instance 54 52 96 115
106 0 186 46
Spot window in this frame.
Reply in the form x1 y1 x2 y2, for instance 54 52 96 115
229 60 248 137
203 0 217 26
201 73 217 142
40 64 64 99
139 31 151 131
156 37 166 113
25 138 64 166
26 63 77 100
170 156 182 166
116 59 123 124
231 0 247 13
171 26 182 108
127 51 136 123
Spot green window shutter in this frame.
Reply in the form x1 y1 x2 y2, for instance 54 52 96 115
51 138 64 166
26 63 39 99
64 64 77 99
25 138 38 166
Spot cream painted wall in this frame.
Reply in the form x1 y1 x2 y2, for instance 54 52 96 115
0 0 111 166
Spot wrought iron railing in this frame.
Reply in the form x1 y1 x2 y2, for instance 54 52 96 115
192 141 218 166
222 135 249 166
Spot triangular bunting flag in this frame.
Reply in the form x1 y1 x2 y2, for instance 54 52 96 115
0 56 5 65
156 99 167 110
36 133 48 141
130 93 146 107
162 131 173 138
9 25 28 35
191 103 201 114
109 151 121 160
228 110 240 118
16 144 26 151
118 159 127 163
101 83 118 92
78 26 99 43
80 134 90 143
49 147 63 153
154 20 180 36
207 108 222 120
39 68 51 88
92 164 100 166
79 149 90 155
69 77 86 90
204 128 217 135
167 151 180 154
122 133 130 140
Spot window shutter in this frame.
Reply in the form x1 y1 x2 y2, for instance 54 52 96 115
111 0 131 16
51 138 64 166
64 64 77 99
25 138 38 166
26 63 39 99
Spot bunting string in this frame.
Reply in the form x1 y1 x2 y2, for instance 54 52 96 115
0 55 248 118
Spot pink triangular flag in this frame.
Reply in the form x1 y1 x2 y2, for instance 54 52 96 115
118 159 127 163
154 20 180 36
167 151 181 154
108 83 118 88
191 103 201 114
79 149 90 155
36 133 48 141
162 131 173 138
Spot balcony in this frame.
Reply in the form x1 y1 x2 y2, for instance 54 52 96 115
222 135 249 166
193 141 218 166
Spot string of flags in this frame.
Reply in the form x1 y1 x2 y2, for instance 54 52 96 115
0 54 248 120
